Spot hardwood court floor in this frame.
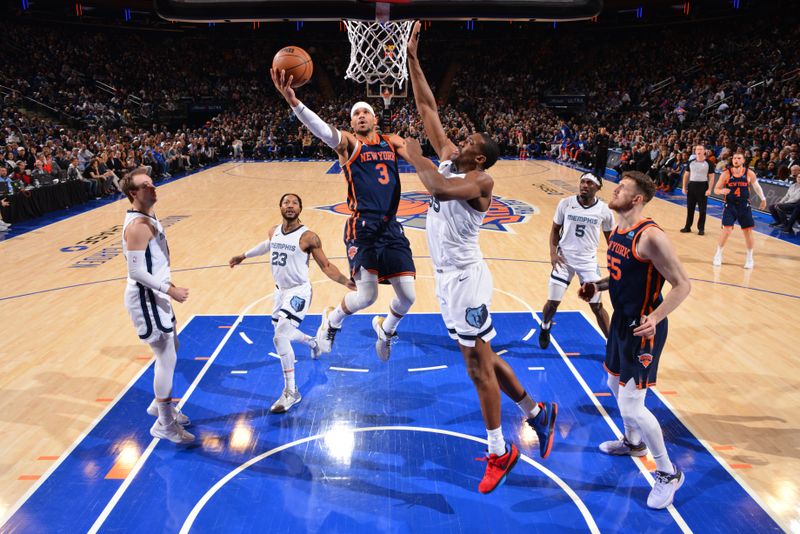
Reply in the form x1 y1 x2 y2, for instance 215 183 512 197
0 160 798 528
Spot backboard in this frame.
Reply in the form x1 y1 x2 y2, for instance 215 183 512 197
154 0 603 23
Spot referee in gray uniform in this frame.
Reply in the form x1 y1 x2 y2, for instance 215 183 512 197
680 145 716 235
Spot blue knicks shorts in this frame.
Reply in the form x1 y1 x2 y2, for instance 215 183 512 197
344 217 416 284
604 313 668 389
721 202 754 229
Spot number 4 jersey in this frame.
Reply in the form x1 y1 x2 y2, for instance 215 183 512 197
270 225 310 290
554 195 615 268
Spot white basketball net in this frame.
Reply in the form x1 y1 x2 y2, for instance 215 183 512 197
344 20 414 88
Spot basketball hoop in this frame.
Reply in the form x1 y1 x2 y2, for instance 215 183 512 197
344 19 414 88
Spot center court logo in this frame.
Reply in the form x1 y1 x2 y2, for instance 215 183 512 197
315 191 537 233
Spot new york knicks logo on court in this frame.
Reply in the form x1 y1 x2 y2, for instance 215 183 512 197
315 191 537 233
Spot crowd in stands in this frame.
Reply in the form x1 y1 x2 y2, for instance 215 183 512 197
2 14 798 229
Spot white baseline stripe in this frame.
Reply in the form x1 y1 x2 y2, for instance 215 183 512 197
492 288 692 533
179 426 599 534
230 370 248 375
528 366 545 371
329 367 369 373
87 290 277 534
0 317 198 531
239 332 253 345
522 328 536 341
408 365 447 373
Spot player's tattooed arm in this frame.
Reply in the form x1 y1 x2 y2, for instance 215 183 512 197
305 232 356 290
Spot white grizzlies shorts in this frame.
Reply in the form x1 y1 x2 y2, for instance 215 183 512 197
435 261 497 348
272 283 312 327
124 284 175 344
548 260 602 303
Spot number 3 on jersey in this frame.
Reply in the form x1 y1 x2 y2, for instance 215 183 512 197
376 163 390 185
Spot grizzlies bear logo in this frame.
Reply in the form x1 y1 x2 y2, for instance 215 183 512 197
290 296 306 313
465 304 489 329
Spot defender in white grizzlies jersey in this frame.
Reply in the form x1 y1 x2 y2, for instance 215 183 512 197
229 193 354 414
121 169 194 445
405 21 557 495
539 172 614 350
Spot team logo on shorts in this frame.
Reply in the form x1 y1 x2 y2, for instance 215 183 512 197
465 304 489 329
348 246 358 260
290 296 306 312
315 191 537 233
638 353 654 368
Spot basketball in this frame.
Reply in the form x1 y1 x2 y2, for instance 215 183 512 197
272 46 313 88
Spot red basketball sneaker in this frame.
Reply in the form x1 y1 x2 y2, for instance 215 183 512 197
477 442 520 494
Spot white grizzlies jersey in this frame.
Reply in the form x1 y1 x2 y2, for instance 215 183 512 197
270 225 310 290
122 210 171 289
426 160 485 269
554 195 615 265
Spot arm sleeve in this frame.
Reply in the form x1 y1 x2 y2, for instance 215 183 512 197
244 240 270 258
127 250 170 293
291 101 342 149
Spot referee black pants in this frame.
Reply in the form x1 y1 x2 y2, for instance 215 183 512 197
685 181 709 231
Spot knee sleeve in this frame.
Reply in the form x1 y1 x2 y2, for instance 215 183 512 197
151 334 177 399
389 276 416 315
274 317 305 343
344 271 379 312
606 372 619 398
617 380 648 423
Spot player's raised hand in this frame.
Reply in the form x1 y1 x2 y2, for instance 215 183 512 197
578 282 596 302
407 20 421 59
270 68 298 105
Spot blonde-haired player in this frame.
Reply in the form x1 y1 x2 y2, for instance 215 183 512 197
121 169 194 444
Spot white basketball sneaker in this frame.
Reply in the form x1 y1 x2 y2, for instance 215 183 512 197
372 316 397 362
744 256 754 269
270 388 302 414
147 399 190 426
599 437 648 457
712 249 723 266
308 337 322 360
150 419 195 444
315 307 339 354
647 465 685 509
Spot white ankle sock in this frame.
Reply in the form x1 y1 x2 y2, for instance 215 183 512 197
156 400 173 425
516 393 540 419
382 312 403 335
329 305 346 328
487 427 506 456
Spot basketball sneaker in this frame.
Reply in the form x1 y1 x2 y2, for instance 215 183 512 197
712 249 723 266
315 307 340 354
526 402 558 459
647 466 685 509
538 325 551 349
147 399 190 426
372 316 397 362
270 388 302 414
599 436 648 457
476 442 520 494
744 257 754 269
150 419 195 444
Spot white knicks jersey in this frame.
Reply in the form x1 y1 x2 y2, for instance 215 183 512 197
554 195 614 265
270 225 310 290
426 160 485 269
122 210 171 290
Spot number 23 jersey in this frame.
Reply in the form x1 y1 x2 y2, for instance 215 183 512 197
270 225 310 290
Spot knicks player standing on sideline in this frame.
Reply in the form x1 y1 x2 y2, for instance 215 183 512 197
538 171 614 349
713 152 767 268
229 193 355 413
405 22 557 494
578 171 691 509
270 69 416 362
121 169 194 444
